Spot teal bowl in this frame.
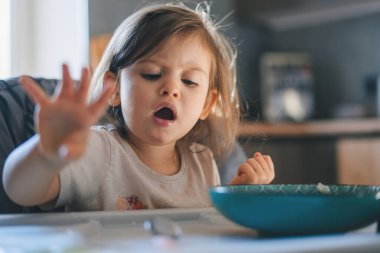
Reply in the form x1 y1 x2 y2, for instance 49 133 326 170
209 184 380 236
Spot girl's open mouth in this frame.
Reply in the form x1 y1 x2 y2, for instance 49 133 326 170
154 107 175 120
153 105 177 126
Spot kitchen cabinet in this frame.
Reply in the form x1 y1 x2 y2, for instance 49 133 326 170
235 0 380 31
337 138 380 185
238 119 380 185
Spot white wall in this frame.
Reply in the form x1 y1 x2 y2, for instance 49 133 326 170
0 0 11 78
10 0 88 79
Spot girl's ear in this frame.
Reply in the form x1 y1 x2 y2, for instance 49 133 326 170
200 89 218 120
103 71 120 106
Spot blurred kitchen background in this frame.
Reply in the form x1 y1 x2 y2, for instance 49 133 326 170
2 0 380 185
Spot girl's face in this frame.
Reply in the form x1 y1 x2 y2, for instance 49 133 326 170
107 34 216 147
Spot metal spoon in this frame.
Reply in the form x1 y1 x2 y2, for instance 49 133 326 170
144 216 182 239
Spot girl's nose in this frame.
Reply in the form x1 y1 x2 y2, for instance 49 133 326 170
160 80 180 98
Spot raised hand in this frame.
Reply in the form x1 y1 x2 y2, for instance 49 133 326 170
20 64 114 161
230 152 275 185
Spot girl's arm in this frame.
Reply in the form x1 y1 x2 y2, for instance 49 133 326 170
230 152 275 185
2 64 114 206
3 135 64 206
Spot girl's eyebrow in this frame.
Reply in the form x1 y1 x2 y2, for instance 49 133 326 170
134 59 158 66
136 59 208 76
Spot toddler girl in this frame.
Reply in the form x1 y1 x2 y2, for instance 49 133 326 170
3 2 274 211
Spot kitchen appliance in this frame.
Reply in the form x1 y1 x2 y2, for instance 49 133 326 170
261 53 314 122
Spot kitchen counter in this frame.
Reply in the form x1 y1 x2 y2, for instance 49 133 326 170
237 118 380 185
238 118 380 138
0 207 379 252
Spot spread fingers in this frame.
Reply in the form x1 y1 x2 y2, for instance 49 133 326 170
19 76 49 106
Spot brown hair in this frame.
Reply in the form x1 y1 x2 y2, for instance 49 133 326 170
89 2 240 160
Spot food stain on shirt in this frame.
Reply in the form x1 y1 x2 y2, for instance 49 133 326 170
116 194 147 210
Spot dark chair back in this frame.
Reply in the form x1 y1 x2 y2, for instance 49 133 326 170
0 77 58 213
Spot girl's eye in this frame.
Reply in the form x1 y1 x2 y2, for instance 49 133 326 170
182 79 198 86
141 73 161 80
